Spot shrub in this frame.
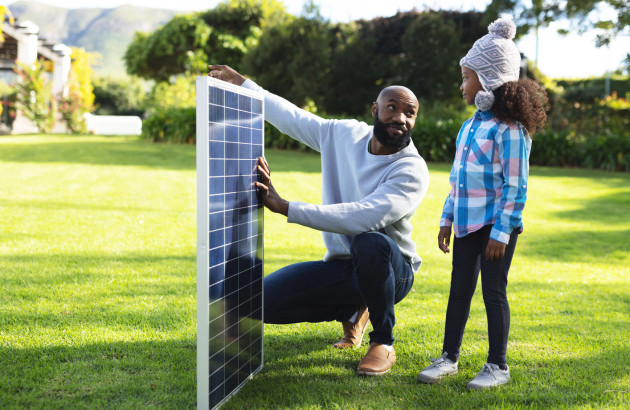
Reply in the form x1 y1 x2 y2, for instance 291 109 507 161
142 107 196 144
93 76 147 116
14 59 55 133
58 91 87 134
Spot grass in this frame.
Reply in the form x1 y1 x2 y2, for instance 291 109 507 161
1 134 629 409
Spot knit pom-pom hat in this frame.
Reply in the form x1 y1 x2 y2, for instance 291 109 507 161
460 18 521 111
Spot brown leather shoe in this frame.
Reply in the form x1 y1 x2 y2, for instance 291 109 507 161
332 305 369 349
356 343 396 376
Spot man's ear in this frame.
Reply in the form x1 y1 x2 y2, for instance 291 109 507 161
371 102 378 118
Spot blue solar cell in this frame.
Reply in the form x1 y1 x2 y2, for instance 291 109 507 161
225 142 238 158
209 141 224 159
225 91 238 108
209 105 224 123
225 108 238 123
198 77 264 409
239 127 252 144
239 94 251 111
209 86 224 105
210 159 224 177
252 114 263 130
225 125 238 141
252 129 263 145
209 124 224 141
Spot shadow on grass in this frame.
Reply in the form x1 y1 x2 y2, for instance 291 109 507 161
0 198 157 213
0 137 195 170
530 165 630 181
0 339 196 408
552 189 630 226
518 229 630 262
0 135 322 173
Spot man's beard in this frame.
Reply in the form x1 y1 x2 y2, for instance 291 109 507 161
373 112 413 150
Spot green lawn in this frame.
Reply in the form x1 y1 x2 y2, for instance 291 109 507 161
1 134 628 409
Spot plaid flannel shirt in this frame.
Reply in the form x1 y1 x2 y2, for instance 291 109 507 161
440 110 532 245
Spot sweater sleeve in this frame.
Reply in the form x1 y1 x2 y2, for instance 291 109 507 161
242 79 333 152
287 163 427 235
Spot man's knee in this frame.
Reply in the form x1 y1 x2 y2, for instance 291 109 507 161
350 231 391 260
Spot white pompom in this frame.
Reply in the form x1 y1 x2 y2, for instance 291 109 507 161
488 18 516 40
475 90 495 111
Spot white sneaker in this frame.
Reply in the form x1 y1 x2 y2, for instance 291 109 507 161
466 363 510 390
417 352 458 384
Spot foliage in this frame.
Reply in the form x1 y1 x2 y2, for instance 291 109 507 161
142 106 196 144
13 60 55 133
534 89 630 171
124 0 288 81
554 75 630 102
0 5 14 43
412 101 474 162
124 14 211 82
242 14 330 109
245 9 486 116
147 75 196 110
58 47 97 134
485 0 630 47
92 76 147 116
398 13 464 103
0 80 16 125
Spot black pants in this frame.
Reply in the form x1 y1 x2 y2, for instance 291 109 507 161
442 225 519 367
264 231 414 345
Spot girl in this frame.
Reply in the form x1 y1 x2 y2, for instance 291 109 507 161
417 18 547 390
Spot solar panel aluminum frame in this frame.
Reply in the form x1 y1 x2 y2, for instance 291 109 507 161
196 76 264 409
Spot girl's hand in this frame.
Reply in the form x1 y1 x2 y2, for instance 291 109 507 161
485 238 506 261
438 226 452 254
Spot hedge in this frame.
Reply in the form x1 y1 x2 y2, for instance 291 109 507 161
141 105 630 172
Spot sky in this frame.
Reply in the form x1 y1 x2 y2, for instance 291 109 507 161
6 0 630 79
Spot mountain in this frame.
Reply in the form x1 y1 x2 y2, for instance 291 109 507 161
8 0 178 77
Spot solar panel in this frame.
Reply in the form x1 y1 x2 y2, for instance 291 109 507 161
196 76 264 409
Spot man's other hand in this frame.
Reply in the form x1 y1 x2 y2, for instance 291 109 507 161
255 157 289 216
208 64 246 86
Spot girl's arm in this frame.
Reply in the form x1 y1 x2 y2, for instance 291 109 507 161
491 123 530 245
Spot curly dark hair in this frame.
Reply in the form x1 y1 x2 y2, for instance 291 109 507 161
491 79 548 135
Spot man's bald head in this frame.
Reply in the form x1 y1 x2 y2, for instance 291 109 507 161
376 86 418 107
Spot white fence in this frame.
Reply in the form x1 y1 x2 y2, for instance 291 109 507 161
84 113 142 135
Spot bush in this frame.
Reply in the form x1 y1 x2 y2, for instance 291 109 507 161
529 128 579 167
14 60 55 133
93 76 147 116
142 107 195 143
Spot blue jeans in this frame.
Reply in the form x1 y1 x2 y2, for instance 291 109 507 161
442 224 519 367
264 231 414 345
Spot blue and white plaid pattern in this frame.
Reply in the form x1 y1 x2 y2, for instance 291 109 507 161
440 110 531 244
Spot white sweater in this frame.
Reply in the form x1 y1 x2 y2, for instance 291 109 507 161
243 80 430 273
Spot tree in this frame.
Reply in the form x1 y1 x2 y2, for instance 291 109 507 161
124 14 211 82
398 12 466 103
123 0 288 82
485 0 630 49
242 14 331 109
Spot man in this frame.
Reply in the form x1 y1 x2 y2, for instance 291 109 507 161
208 64 429 376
